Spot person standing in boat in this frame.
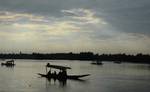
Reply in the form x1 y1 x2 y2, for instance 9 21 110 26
46 63 51 76
62 70 67 78
47 69 51 76
46 63 50 67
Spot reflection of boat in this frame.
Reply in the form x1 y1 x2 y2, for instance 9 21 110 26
38 63 90 80
91 60 103 65
1 60 15 66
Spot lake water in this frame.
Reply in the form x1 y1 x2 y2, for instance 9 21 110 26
0 60 150 92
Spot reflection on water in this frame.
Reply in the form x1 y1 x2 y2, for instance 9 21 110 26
45 77 67 87
0 60 150 92
1 64 15 68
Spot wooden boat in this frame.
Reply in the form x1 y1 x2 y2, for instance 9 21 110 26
38 63 90 80
1 60 15 66
91 60 103 65
38 73 90 80
114 61 122 64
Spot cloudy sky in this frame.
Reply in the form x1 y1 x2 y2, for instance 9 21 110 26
0 0 150 54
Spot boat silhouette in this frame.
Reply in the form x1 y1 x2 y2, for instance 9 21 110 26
38 63 90 80
91 60 103 65
1 59 15 67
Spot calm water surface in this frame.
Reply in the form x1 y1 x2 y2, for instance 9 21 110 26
0 60 150 92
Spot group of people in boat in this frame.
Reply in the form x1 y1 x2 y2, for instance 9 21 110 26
1 59 15 67
46 63 67 79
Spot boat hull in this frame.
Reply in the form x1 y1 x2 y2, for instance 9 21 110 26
1 63 15 66
91 62 103 65
38 73 90 80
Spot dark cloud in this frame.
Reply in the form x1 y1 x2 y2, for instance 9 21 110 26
93 0 150 34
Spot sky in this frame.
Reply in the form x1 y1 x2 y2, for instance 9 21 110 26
0 0 150 54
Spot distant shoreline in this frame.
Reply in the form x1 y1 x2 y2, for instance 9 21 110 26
0 52 150 64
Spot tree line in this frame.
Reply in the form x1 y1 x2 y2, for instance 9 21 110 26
0 52 149 63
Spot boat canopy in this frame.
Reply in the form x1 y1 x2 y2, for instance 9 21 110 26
46 64 71 70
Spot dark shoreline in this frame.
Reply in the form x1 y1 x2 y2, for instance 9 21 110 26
0 52 150 64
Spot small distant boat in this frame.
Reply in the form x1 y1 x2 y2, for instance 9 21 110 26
114 61 122 64
38 63 90 80
1 59 15 66
91 60 103 65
